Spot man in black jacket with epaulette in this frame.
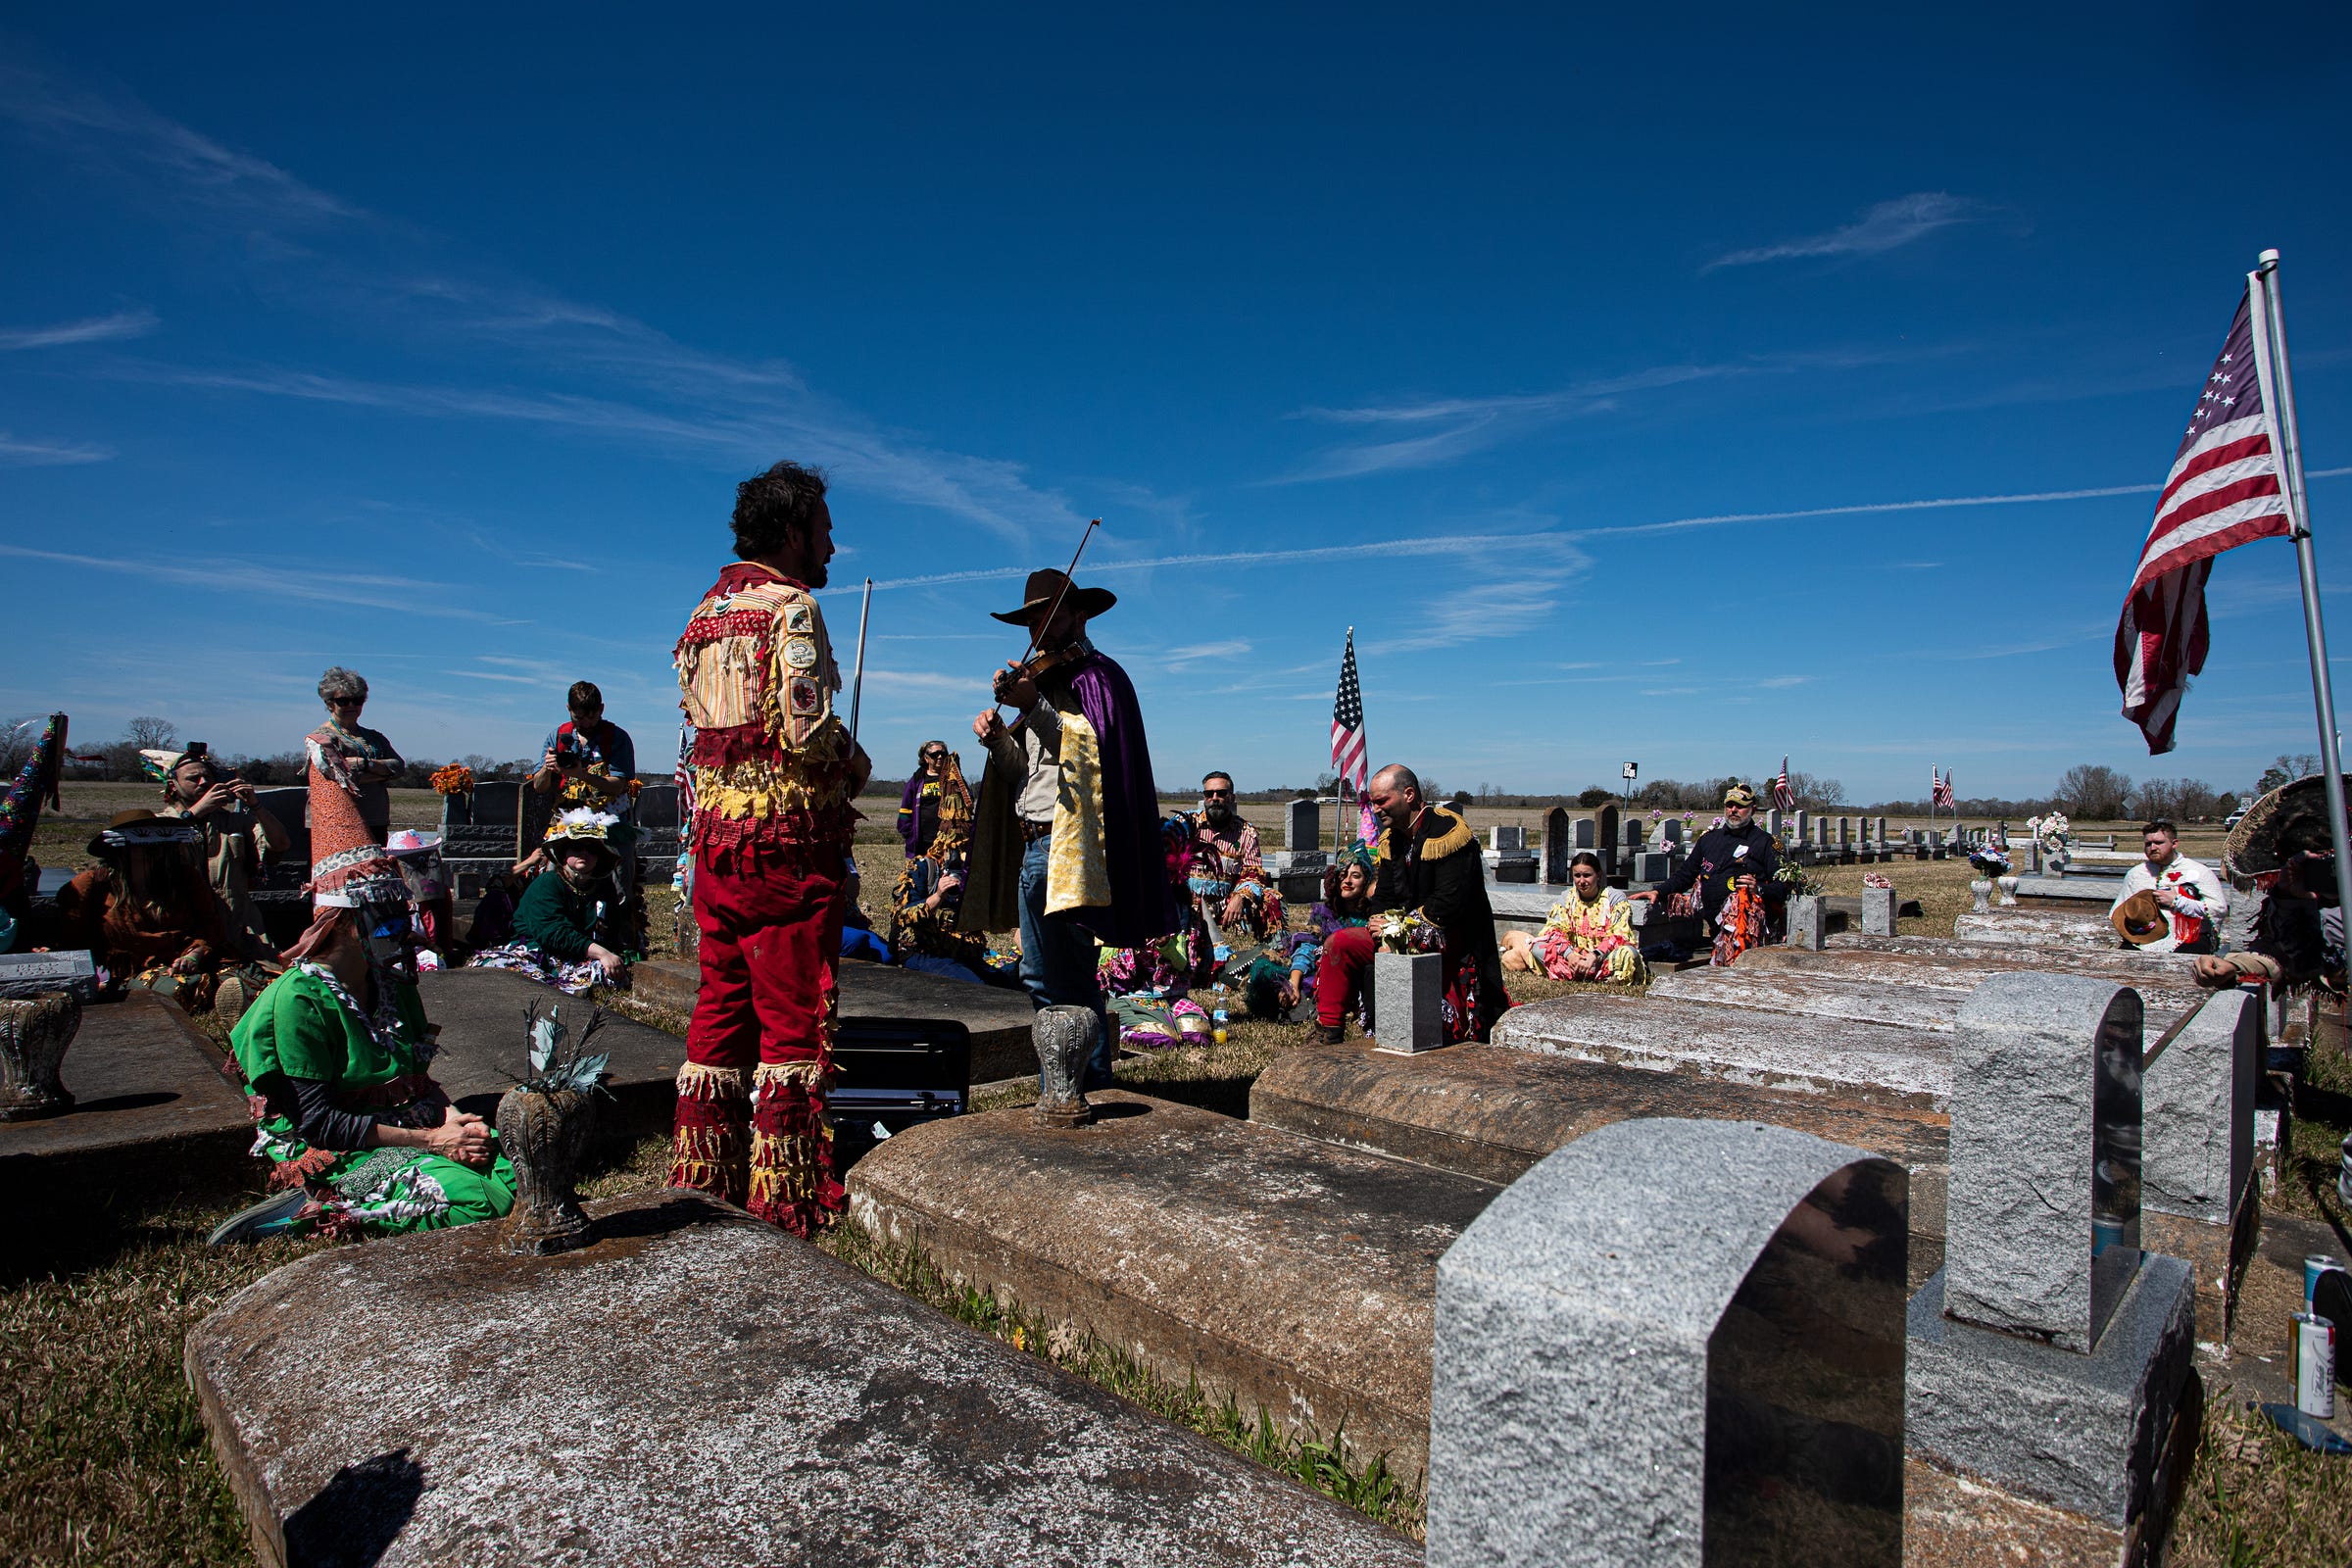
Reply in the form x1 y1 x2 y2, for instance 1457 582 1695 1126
1308 762 1508 1044
1632 781 1787 940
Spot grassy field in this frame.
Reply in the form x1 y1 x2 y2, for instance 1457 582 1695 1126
9 786 2348 1563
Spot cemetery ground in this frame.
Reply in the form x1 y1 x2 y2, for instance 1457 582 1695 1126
7 788 2352 1564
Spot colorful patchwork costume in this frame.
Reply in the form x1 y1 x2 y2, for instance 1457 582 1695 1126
1529 885 1646 985
670 562 857 1235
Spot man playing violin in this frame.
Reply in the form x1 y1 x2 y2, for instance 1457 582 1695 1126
969 568 1177 1090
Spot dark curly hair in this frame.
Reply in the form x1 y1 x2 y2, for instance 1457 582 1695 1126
731 461 829 561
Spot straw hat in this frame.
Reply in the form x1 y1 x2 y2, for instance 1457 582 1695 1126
2224 774 2331 882
2110 889 2171 947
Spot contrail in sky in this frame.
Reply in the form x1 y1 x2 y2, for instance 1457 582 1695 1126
858 468 2352 593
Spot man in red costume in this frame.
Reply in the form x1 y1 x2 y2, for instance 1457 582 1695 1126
667 461 872 1235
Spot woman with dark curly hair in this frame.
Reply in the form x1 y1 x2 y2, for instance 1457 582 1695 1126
1244 842 1379 1020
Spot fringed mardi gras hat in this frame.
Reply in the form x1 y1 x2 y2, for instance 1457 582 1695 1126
2225 774 2331 883
542 808 624 869
307 753 407 907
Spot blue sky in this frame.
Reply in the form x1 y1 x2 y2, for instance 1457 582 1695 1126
3 7 2349 804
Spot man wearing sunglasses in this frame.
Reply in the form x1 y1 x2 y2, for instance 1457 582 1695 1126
1189 772 1279 954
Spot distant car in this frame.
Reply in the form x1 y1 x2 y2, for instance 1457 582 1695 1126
2223 809 2247 830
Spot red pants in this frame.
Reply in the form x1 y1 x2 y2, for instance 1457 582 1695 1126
1316 925 1377 1027
667 842 847 1236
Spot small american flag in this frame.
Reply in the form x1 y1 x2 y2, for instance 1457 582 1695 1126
1932 768 1955 809
2115 283 2298 754
1330 628 1368 794
1771 756 1795 812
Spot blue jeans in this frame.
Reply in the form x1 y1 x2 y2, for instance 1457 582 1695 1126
1018 835 1114 1089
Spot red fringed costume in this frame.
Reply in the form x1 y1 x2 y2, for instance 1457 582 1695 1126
670 562 858 1235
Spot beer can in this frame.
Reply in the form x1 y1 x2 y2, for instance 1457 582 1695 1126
2308 1254 2344 1308
2291 1311 2337 1420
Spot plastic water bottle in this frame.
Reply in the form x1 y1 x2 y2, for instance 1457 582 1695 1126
1212 1007 1228 1047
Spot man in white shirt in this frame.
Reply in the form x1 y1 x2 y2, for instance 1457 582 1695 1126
2111 819 2227 954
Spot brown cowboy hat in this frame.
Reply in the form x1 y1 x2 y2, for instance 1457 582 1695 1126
990 568 1117 627
2111 889 2170 947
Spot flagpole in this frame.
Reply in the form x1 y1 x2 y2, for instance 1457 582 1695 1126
1337 625 1353 852
2254 250 2352 922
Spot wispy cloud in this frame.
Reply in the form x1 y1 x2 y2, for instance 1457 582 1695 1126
1414 546 1595 649
1162 640 1251 669
0 308 158 350
858 531 1527 594
1705 193 1989 271
0 543 495 618
1756 675 1810 688
1886 561 1946 570
0 64 1079 546
0 432 112 466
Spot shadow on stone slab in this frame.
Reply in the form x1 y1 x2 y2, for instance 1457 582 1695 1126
281 1448 424 1568
187 1188 1418 1568
417 969 685 1148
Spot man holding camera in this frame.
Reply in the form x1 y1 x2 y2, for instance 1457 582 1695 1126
531 681 641 945
154 744 290 963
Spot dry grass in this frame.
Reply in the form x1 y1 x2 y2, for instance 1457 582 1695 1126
2170 1390 2352 1567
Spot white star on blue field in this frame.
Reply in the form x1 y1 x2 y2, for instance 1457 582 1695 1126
2 8 2348 804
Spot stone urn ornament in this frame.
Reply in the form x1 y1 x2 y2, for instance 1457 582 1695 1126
1996 875 2021 906
1031 1004 1097 1129
1969 879 1993 914
0 989 80 1121
496 1001 609 1255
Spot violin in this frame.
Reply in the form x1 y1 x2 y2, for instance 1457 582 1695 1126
992 643 1087 703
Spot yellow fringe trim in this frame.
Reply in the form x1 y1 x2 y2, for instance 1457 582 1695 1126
749 1128 835 1204
667 1122 749 1203
688 756 848 822
1420 808 1478 860
675 1061 751 1102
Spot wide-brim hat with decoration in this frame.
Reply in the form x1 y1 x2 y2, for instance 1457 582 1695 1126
2110 889 2170 947
990 568 1117 626
307 760 409 907
541 808 625 867
2225 775 2331 883
386 829 448 900
87 808 202 858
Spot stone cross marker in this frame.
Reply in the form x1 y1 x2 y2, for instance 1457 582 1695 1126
1861 885 1896 937
1371 953 1445 1055
1945 973 2143 1351
1543 808 1571 885
1429 1118 1907 1567
1286 798 1320 852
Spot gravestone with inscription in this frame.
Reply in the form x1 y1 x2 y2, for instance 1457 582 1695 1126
1542 808 1572 885
1428 1118 1907 1568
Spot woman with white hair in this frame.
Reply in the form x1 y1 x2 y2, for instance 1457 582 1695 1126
306 666 405 844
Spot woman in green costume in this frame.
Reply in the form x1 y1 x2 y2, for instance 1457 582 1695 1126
209 763 515 1244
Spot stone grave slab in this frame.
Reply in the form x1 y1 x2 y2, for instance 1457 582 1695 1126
1678 955 2210 1031
1825 932 2191 977
848 1089 1501 1477
2139 987 2262 1337
416 968 686 1143
1952 908 2124 949
1427 1119 1907 1568
2010 874 2126 905
188 1188 1418 1568
1739 942 2198 995
1250 1041 1950 1288
0 991 254 1212
1493 992 1950 1114
1286 797 1320 851
630 957 1040 1084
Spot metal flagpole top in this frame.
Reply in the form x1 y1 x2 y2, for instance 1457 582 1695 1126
2258 248 2281 268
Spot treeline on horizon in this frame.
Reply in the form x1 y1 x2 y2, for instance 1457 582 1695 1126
11 719 2318 826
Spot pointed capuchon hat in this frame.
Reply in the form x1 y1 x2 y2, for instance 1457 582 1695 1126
307 755 408 907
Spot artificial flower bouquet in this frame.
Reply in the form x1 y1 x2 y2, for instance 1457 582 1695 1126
1372 909 1441 954
429 763 475 797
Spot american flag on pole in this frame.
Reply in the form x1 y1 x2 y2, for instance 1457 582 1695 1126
2115 287 2299 754
1932 768 1955 809
1330 628 1368 794
1771 756 1795 811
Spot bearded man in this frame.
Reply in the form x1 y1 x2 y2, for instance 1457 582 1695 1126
667 461 873 1236
2112 819 2227 956
1310 763 1508 1045
1190 772 1280 947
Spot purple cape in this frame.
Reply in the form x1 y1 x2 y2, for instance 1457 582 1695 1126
1067 653 1179 950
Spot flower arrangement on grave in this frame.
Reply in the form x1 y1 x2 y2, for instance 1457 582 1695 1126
1372 909 1440 954
1773 858 1822 898
2028 811 2071 857
429 763 474 797
497 1000 609 1255
1968 843 2013 878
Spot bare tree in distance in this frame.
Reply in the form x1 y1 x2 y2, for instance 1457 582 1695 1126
2055 763 2134 821
122 716 178 752
2256 753 2324 796
1785 770 1847 810
0 716 48 777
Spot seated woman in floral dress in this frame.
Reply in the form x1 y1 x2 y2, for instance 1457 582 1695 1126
1501 852 1646 985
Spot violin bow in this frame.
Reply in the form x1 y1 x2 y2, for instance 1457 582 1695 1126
1000 517 1101 706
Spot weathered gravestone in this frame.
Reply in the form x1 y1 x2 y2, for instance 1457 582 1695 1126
1766 807 1782 839
1542 807 1572 884
1372 952 1445 1054
1595 805 1619 874
2139 987 2263 1335
1792 808 1809 847
1427 1117 1907 1568
1907 972 2196 1550
1657 817 1684 849
251 785 310 870
1790 893 1827 951
1862 884 1897 937
1951 908 2119 949
1286 797 1320 851
188 1188 1421 1568
1490 823 1525 853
